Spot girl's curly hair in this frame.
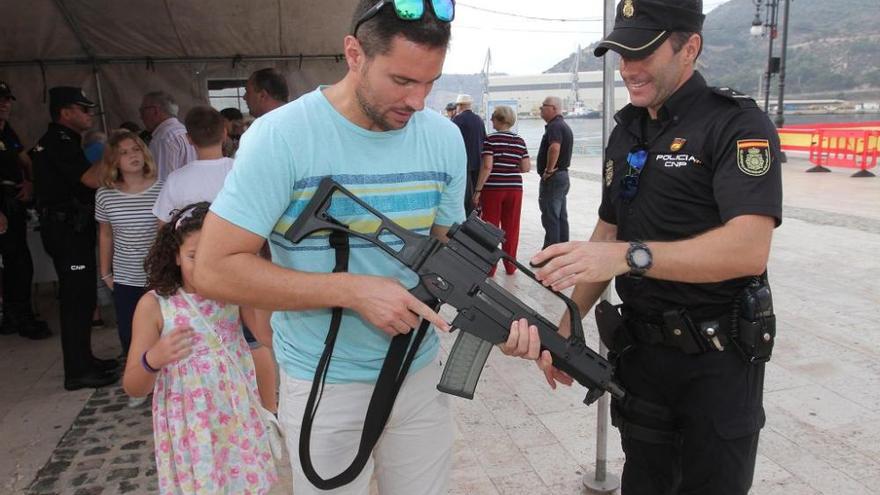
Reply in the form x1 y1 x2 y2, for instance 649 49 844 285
144 202 210 296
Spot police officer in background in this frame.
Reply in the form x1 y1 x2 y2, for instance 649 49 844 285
0 81 51 339
31 87 119 390
503 1 781 493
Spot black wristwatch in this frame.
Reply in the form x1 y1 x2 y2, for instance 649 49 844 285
626 241 653 277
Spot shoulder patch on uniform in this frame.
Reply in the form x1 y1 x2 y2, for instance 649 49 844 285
736 139 771 176
604 159 614 187
711 87 758 109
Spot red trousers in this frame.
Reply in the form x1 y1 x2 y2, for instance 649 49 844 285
479 188 523 275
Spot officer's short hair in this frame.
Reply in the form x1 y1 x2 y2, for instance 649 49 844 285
143 91 179 117
491 105 517 127
669 32 703 61
100 130 157 187
250 68 289 103
351 0 451 58
184 106 225 147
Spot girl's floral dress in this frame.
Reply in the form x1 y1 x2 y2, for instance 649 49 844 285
151 291 276 494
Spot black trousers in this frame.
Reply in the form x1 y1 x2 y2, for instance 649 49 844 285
0 199 34 312
612 343 765 495
39 218 97 379
112 282 145 356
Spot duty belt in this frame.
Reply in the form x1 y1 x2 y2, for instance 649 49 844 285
39 208 73 222
623 308 732 354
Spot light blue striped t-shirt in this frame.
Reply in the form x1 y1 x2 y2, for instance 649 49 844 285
211 87 466 384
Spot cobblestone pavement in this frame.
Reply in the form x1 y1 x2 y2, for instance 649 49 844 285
24 387 158 495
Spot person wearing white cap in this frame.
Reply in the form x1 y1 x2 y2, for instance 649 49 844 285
452 93 486 215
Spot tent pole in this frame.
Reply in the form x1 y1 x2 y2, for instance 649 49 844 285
93 65 108 133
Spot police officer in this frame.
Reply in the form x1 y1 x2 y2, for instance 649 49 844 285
31 87 119 390
0 81 51 339
503 1 782 493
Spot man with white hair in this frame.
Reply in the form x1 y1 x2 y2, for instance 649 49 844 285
452 93 486 215
139 91 196 180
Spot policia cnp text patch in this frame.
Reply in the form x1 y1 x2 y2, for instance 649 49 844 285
736 139 771 176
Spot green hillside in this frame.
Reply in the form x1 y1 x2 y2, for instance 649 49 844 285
546 0 880 99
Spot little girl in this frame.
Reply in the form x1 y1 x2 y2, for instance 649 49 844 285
95 130 162 365
123 202 277 494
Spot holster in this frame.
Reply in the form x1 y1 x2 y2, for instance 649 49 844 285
732 277 776 363
595 300 631 354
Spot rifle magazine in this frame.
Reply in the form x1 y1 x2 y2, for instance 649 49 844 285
437 332 494 399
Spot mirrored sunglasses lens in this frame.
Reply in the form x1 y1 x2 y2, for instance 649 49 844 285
431 0 455 21
394 0 425 19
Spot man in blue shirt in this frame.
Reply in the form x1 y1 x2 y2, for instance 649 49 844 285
452 93 487 215
194 1 465 493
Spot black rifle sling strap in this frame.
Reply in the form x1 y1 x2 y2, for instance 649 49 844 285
299 230 430 490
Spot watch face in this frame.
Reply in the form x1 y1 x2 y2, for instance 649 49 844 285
631 247 651 268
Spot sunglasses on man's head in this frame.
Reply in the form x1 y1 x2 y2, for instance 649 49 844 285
353 0 455 36
619 145 649 202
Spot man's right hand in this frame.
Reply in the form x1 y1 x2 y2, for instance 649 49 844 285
344 274 451 336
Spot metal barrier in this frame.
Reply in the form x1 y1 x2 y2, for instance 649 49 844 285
807 128 879 177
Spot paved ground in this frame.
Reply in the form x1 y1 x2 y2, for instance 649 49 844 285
2 154 878 494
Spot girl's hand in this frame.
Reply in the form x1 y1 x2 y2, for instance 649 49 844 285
146 326 195 368
103 275 114 290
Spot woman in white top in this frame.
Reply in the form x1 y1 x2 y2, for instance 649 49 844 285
95 130 163 366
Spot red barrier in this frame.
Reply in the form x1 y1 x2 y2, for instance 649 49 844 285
807 128 878 177
785 120 880 130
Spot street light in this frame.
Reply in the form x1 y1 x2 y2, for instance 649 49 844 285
750 10 764 37
750 0 791 129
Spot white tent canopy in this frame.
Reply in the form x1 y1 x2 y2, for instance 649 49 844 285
1 0 355 144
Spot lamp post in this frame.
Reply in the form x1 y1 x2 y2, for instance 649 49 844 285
750 0 791 128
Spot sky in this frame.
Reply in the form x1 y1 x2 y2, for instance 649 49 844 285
444 0 728 75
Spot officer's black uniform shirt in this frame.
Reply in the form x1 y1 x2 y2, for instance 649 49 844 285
30 123 95 209
536 115 574 174
0 122 24 184
599 71 782 320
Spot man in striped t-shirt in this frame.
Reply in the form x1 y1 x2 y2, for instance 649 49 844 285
473 105 531 276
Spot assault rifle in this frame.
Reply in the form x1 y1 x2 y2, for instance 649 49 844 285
284 178 626 406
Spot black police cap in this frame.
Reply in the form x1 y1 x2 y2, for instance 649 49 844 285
0 81 14 100
594 0 705 59
49 86 97 109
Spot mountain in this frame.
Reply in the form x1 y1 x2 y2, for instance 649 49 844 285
426 73 486 112
545 0 880 100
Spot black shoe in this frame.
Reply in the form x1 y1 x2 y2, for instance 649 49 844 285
92 357 120 372
3 309 51 338
64 370 119 391
0 319 17 335
18 322 52 340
